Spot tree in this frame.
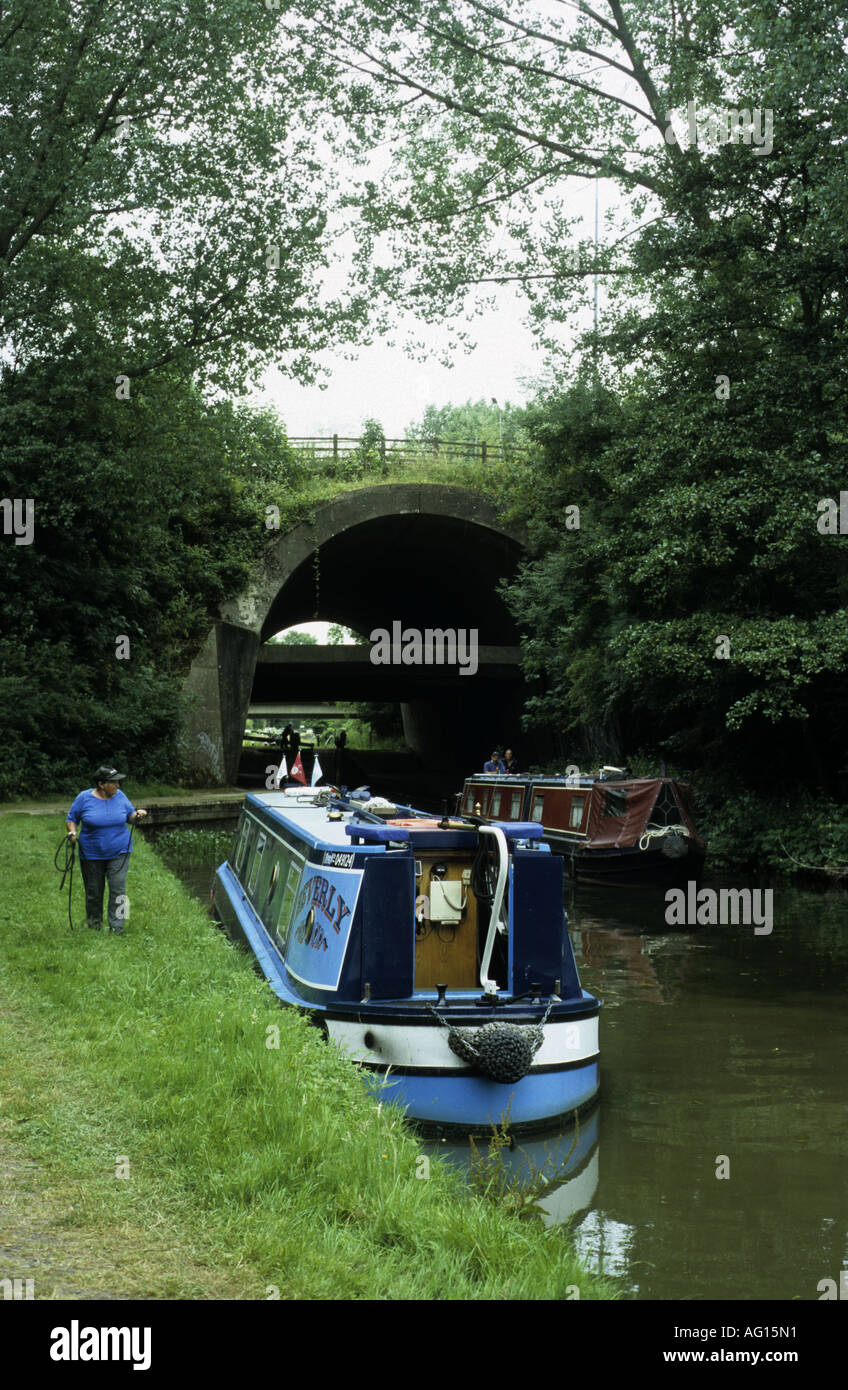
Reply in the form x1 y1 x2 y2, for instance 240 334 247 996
284 0 847 372
269 630 320 645
0 358 292 796
406 398 530 451
326 624 361 644
0 0 372 389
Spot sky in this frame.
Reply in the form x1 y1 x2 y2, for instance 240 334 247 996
254 283 549 440
251 178 609 440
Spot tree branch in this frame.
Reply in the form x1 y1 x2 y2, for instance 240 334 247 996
383 1 659 129
287 15 665 196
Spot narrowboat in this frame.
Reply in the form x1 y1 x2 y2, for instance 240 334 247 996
212 786 601 1134
458 769 706 885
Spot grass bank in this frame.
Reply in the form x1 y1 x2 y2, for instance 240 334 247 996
0 815 615 1301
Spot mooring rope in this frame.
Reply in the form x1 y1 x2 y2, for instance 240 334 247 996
638 823 691 851
54 835 78 932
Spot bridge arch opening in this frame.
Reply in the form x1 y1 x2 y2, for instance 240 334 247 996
185 485 537 791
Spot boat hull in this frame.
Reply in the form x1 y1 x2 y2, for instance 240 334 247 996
213 861 600 1132
361 1061 601 1135
548 832 707 886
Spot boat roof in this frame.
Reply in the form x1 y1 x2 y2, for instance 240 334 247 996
246 791 543 853
465 773 685 788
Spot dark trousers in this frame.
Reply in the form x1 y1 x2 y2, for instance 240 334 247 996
79 855 129 929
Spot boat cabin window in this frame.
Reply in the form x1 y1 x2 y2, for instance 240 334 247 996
247 833 266 895
275 858 302 953
603 788 628 818
510 791 522 818
234 819 253 874
569 795 586 829
463 788 475 813
261 860 281 928
650 782 682 825
531 792 544 822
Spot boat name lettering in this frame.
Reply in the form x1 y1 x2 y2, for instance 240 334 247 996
295 873 352 934
322 851 355 868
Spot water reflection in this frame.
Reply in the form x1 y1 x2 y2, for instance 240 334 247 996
433 1106 601 1230
431 875 848 1299
566 874 848 1299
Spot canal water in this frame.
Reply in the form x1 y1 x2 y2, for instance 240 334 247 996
153 829 848 1302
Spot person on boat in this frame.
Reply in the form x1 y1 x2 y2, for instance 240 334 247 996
65 766 148 933
503 748 519 774
483 749 506 773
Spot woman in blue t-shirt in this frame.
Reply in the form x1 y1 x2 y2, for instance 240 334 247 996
66 766 148 933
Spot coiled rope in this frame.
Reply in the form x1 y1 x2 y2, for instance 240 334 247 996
53 835 78 932
638 823 692 852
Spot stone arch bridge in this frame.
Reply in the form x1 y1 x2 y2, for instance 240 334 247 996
184 483 534 785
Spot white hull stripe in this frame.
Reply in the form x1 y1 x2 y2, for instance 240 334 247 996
326 1016 599 1071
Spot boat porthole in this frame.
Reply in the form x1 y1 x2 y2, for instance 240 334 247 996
304 907 315 944
364 1031 375 1049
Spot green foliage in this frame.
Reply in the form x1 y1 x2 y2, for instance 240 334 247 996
326 623 360 645
406 399 531 453
0 358 292 797
356 417 387 472
696 786 848 877
491 5 848 797
150 827 234 867
268 629 320 645
0 0 373 389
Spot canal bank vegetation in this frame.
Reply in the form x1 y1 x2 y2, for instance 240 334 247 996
0 815 615 1301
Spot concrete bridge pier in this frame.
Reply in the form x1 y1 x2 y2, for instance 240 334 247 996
182 623 259 786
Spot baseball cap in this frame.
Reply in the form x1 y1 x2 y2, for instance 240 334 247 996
93 765 126 783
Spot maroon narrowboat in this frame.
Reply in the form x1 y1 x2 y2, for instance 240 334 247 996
458 769 706 885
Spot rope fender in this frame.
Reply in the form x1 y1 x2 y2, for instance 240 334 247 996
427 999 555 1084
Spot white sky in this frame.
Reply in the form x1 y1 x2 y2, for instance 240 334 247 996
253 175 611 438
256 284 548 438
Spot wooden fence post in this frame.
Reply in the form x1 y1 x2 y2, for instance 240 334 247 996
333 433 339 460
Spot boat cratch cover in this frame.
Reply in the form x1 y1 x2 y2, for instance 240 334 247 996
587 779 673 848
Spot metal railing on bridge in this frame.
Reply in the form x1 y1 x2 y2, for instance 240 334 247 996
286 435 536 466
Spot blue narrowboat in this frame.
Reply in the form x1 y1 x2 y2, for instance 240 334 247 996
212 787 601 1134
